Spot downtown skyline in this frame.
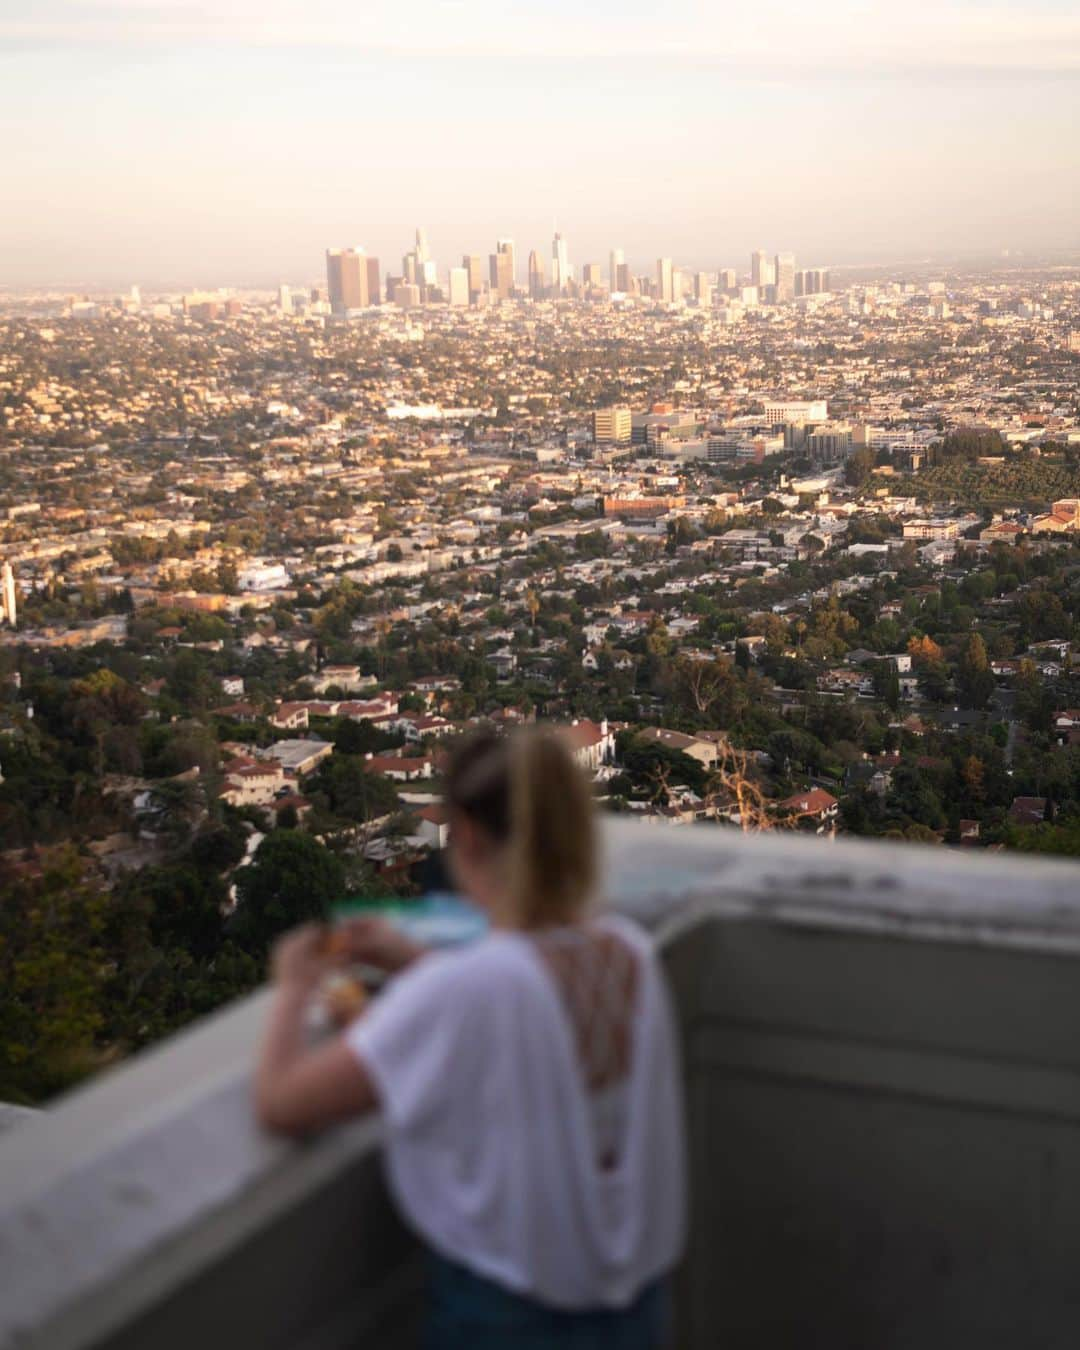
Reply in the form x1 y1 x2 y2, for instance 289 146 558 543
1 0 1079 285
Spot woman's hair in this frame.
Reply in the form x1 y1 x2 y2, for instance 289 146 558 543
444 726 597 928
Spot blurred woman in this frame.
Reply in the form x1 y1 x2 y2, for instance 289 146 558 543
255 727 686 1349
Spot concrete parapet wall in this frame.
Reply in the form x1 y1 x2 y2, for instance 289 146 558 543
2 823 1079 1348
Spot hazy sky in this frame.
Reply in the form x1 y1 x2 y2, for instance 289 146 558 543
2 0 1078 286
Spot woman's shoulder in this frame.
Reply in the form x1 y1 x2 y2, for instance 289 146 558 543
394 932 529 998
590 908 654 953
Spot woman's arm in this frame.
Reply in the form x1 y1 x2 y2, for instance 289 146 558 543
254 925 379 1137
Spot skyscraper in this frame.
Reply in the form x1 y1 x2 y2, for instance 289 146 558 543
615 262 631 293
489 250 513 300
582 262 603 289
751 250 770 289
463 254 484 303
414 227 430 265
775 252 796 303
0 562 16 627
448 267 469 307
593 407 632 445
528 249 546 300
326 248 367 313
497 238 516 286
277 284 291 314
717 268 737 292
552 232 569 294
657 257 674 303
366 256 381 305
609 248 625 293
392 281 421 308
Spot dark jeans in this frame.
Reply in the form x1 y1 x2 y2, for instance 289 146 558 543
424 1252 671 1350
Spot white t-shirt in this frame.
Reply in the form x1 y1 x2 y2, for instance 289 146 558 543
346 911 686 1310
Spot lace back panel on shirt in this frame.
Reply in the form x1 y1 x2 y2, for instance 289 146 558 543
533 928 640 1169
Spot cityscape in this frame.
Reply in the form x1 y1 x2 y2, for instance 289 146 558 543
3 0 1080 1337
2 225 1079 1106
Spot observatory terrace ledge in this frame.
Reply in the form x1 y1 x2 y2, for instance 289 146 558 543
3 821 1080 1350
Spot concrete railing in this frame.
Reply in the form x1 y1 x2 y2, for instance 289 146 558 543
3 823 1080 1349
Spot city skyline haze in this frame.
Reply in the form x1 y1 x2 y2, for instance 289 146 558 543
1 0 1079 285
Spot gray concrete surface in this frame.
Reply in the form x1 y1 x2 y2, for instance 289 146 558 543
1 821 1079 1349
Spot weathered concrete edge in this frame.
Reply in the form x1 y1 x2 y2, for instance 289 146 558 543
2 822 1079 1346
604 818 1080 947
0 990 386 1349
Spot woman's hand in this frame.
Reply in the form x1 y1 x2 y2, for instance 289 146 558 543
339 916 425 974
271 923 333 994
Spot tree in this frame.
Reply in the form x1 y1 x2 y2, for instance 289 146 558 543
115 863 225 961
884 666 901 712
0 851 109 1102
845 447 876 487
956 632 995 709
216 560 239 594
310 755 401 825
673 654 741 721
231 832 346 953
886 763 946 831
332 716 399 756
665 516 694 554
908 634 944 666
960 755 986 803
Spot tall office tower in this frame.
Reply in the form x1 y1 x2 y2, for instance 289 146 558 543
496 238 516 286
695 272 713 307
615 261 631 293
130 284 141 305
277 284 292 314
751 259 776 288
402 252 419 286
717 268 736 292
775 252 796 302
361 255 380 303
489 251 513 300
582 261 603 288
392 281 421 308
593 407 632 445
796 268 823 297
463 254 484 303
414 227 429 265
326 248 367 313
552 232 569 294
657 257 674 303
448 267 469 307
609 248 625 292
365 256 381 305
0 561 15 627
528 249 546 299
817 269 830 293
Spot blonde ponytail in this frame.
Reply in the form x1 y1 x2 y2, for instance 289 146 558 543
508 728 596 929
445 726 597 930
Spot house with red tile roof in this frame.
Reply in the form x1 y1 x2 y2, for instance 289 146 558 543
557 718 616 770
270 702 310 731
776 787 839 829
364 754 433 782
